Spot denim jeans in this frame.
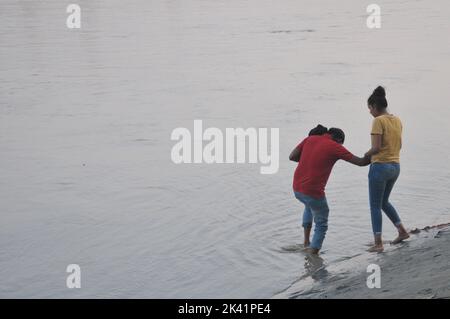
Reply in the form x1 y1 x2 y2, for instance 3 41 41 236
294 191 329 250
368 163 402 235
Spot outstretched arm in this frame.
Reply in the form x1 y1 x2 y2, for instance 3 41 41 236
346 154 371 166
335 142 370 166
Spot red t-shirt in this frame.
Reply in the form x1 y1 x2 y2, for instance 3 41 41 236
293 134 354 199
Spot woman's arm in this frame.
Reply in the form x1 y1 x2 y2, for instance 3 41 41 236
365 134 382 157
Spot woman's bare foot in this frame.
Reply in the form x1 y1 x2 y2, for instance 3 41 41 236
367 245 384 253
368 234 384 252
391 232 410 245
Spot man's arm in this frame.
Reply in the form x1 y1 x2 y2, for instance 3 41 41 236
346 154 371 167
334 142 370 167
289 139 306 162
289 147 301 162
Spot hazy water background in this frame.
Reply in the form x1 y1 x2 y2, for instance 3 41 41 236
1 0 450 298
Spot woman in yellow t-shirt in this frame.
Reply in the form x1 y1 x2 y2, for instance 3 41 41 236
364 86 409 252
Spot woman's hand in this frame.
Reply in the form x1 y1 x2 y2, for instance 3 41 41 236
365 134 382 157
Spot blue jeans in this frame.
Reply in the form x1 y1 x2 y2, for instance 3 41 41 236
368 163 402 235
294 191 329 250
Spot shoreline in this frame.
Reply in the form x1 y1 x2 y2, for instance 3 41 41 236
274 223 450 299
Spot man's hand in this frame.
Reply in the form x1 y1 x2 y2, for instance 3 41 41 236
362 153 371 166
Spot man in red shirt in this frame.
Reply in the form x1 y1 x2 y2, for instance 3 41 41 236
289 127 370 254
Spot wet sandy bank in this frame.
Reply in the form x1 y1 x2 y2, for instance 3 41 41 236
274 224 450 299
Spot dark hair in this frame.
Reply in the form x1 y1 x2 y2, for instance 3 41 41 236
308 124 328 136
328 127 345 144
367 86 388 110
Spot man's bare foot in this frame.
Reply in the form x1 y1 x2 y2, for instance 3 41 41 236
391 232 410 245
367 245 384 253
304 241 310 248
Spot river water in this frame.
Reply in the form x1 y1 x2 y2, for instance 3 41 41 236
1 0 450 298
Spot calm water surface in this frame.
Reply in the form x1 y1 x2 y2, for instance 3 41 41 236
1 0 450 298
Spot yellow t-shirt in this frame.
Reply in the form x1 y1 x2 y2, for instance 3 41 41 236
371 114 402 163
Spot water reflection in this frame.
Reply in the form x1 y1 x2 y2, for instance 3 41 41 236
304 254 329 282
